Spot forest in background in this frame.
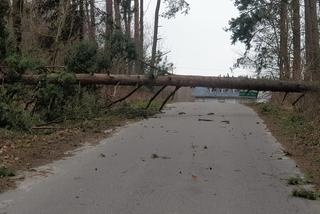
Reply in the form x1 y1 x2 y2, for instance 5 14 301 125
0 0 189 130
228 0 320 82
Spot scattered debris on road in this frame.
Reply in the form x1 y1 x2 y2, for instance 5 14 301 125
221 120 230 124
151 154 171 160
99 153 106 158
192 175 198 181
198 118 213 122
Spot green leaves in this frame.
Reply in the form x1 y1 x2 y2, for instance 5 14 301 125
65 41 98 74
228 0 280 77
161 0 190 19
65 35 136 74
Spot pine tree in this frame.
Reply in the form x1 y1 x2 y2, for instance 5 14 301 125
0 0 9 61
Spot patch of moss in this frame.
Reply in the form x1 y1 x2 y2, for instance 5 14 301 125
0 167 16 178
287 176 309 185
292 189 319 200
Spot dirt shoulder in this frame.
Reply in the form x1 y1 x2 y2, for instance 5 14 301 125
248 103 320 189
0 101 160 193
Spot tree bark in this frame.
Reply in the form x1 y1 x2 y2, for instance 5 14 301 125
124 0 132 37
150 0 161 75
79 0 85 39
139 0 144 73
304 0 320 81
1 74 318 92
114 0 121 30
106 0 113 38
12 0 23 55
51 0 70 65
292 0 301 80
134 0 140 74
89 0 96 42
279 0 290 80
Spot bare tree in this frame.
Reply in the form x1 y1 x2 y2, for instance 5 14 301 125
106 0 113 38
279 0 290 80
304 0 320 81
292 0 301 80
12 0 23 55
134 0 140 73
124 0 132 38
79 0 85 39
150 0 161 76
139 0 144 72
114 0 121 30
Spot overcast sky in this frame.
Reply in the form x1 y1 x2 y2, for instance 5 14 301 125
145 0 250 77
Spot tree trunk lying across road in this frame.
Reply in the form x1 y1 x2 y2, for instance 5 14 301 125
0 74 319 92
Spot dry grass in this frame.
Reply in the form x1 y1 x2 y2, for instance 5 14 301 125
249 102 320 189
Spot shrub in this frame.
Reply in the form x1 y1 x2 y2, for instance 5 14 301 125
65 41 97 73
0 167 15 178
0 98 33 130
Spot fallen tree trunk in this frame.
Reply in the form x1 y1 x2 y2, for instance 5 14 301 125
0 74 319 92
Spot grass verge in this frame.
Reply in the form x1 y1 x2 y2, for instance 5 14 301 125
248 103 320 190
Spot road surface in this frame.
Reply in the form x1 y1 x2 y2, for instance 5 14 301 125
1 101 320 214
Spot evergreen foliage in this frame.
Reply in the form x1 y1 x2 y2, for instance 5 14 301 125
227 0 280 77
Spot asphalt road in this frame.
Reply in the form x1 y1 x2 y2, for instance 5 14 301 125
1 101 320 214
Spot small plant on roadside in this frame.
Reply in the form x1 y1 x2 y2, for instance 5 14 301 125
0 167 16 178
110 101 160 119
259 103 279 115
292 188 319 200
287 176 309 185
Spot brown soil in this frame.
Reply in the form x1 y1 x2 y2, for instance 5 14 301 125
249 103 320 189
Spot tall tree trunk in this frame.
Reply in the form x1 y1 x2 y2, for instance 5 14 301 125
134 0 140 74
3 74 319 93
0 0 9 61
139 0 144 73
114 0 121 30
106 0 113 38
105 0 113 73
304 0 320 81
150 0 161 76
124 0 133 74
79 0 85 40
125 0 132 38
89 0 96 42
305 0 311 80
292 0 301 80
12 0 23 55
279 0 290 80
51 0 70 65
